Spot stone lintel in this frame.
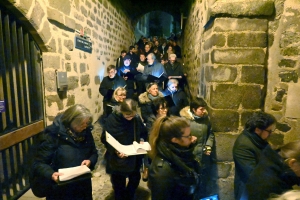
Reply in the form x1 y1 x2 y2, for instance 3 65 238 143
210 0 274 17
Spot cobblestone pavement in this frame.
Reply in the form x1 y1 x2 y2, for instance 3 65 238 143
91 120 151 200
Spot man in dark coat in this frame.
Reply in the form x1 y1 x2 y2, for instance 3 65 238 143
135 53 167 90
164 53 186 89
118 55 139 99
99 65 126 117
232 111 277 200
244 144 300 200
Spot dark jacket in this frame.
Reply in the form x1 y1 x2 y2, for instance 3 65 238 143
136 61 167 84
104 111 147 174
148 142 201 200
99 75 126 102
138 91 164 133
232 129 268 200
32 115 98 200
180 106 214 166
118 64 139 90
162 88 189 116
164 61 186 88
244 145 300 200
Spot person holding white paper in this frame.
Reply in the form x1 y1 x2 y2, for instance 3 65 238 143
103 99 147 200
31 104 98 200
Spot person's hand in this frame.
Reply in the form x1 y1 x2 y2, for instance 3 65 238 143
52 172 64 183
81 160 91 167
124 69 130 73
116 151 127 158
123 76 128 80
203 146 212 156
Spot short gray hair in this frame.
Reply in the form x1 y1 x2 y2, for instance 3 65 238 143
61 104 93 128
147 53 156 60
167 79 179 87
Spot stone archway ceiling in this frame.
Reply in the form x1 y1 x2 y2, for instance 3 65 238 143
108 0 189 23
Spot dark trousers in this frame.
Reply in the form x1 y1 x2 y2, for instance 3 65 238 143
110 170 141 200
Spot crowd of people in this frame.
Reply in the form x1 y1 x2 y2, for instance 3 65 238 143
30 35 300 200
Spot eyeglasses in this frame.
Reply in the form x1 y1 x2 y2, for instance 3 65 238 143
264 129 275 134
181 134 192 139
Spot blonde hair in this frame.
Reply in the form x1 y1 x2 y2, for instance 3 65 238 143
112 87 126 100
149 116 190 159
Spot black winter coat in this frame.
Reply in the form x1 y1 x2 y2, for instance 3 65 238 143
118 64 139 89
162 88 189 116
32 115 98 200
104 111 147 174
244 145 300 200
232 129 268 200
99 75 126 102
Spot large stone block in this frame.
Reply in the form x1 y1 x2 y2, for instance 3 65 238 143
44 70 56 92
215 133 237 161
210 84 263 109
66 95 75 106
214 18 268 32
211 0 274 17
203 33 226 50
43 54 60 69
49 0 71 15
281 46 300 56
210 109 239 132
205 65 237 82
210 84 241 109
29 1 44 30
212 49 265 65
278 59 296 68
227 33 267 48
68 76 79 90
240 85 263 109
47 7 64 25
241 65 265 84
65 16 76 30
81 74 90 86
16 0 33 14
46 95 64 110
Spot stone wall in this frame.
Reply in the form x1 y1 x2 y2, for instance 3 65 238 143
181 0 296 199
5 0 134 125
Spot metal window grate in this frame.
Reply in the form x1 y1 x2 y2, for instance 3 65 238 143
0 9 43 135
0 6 45 200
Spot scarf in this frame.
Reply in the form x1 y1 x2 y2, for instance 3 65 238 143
148 93 160 101
157 140 200 174
66 128 86 142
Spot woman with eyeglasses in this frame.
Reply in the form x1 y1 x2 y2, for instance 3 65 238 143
141 97 170 182
104 99 147 200
31 104 98 200
243 141 300 200
105 87 127 117
232 111 277 200
179 97 215 198
148 116 201 200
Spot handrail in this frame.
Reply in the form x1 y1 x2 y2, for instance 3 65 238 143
0 120 44 151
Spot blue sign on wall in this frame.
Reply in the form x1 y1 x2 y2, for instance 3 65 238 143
0 100 5 112
74 36 92 53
